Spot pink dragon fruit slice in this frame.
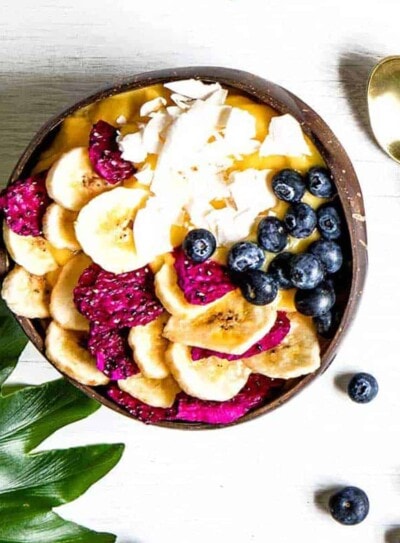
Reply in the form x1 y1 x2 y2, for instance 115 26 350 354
107 383 178 423
89 120 135 184
175 374 283 424
191 311 290 361
173 247 235 305
74 263 163 329
89 325 138 380
0 172 50 236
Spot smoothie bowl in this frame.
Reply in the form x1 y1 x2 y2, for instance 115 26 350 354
0 67 367 428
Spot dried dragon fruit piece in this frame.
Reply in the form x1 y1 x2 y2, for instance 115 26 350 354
0 172 50 236
89 120 135 184
191 311 291 361
173 247 235 305
89 325 138 380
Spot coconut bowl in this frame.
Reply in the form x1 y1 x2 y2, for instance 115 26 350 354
0 67 367 429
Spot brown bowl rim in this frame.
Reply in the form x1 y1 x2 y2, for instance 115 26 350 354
2 66 368 430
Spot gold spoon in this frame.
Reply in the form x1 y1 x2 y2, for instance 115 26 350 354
368 56 400 163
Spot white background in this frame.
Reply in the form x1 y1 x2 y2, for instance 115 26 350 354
1 1 400 542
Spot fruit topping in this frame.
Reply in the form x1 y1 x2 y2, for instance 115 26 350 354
317 204 342 240
228 241 265 273
284 202 317 238
267 252 294 290
308 239 343 274
73 263 163 329
0 172 50 236
306 166 336 198
272 168 306 203
236 269 278 306
182 228 216 263
257 216 288 253
89 120 135 184
173 247 235 305
347 372 379 404
329 486 369 525
313 310 335 337
191 311 290 360
294 281 335 317
289 253 324 290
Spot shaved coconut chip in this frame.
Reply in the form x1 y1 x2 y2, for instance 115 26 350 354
116 115 127 125
119 131 147 163
140 96 167 117
204 206 256 245
260 114 311 157
134 164 154 186
229 169 276 215
142 111 171 154
166 105 182 118
205 88 228 105
170 93 193 110
165 79 222 100
225 107 257 141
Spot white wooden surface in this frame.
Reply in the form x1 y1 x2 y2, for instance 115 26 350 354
1 1 400 541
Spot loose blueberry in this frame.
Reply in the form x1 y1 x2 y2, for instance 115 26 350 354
284 203 317 238
272 169 306 203
182 229 216 263
313 310 335 338
308 239 343 274
317 204 342 240
295 282 335 317
347 373 379 404
257 217 288 253
237 270 278 305
228 242 265 273
329 486 369 525
268 252 294 290
289 253 324 290
306 166 336 198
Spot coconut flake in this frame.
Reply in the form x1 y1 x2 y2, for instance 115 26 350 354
140 97 167 117
229 169 276 215
134 163 154 186
116 115 127 125
142 111 171 154
118 131 147 164
164 79 222 100
204 206 255 245
260 114 311 157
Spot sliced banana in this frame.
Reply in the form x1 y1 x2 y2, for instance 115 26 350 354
154 261 220 318
243 313 321 378
1 265 50 318
118 374 180 408
42 203 80 250
3 222 58 276
50 253 91 331
166 342 251 401
75 186 149 274
45 321 109 386
163 289 277 355
128 313 170 379
46 147 113 211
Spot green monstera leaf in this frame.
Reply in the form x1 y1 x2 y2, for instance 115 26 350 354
0 300 124 542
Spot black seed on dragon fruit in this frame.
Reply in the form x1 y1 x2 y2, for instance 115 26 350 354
0 172 50 236
89 120 135 184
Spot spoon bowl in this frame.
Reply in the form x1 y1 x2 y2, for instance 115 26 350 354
367 56 400 162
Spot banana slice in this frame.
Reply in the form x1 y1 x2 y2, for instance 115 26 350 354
46 147 113 211
163 289 277 355
128 313 170 379
118 374 180 408
243 313 321 378
154 261 220 318
75 186 149 274
42 203 80 250
166 342 251 401
50 253 91 331
1 265 50 318
3 222 58 276
45 321 109 386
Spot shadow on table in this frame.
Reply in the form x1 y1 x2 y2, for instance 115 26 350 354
385 527 400 543
313 485 342 516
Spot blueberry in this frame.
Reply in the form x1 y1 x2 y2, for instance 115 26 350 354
306 166 336 198
284 203 317 238
182 229 216 263
308 239 343 274
289 253 324 290
257 217 288 253
295 282 335 317
317 204 342 240
237 270 278 305
228 242 265 273
329 486 369 525
272 169 306 203
347 373 379 404
313 310 335 338
268 252 293 290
